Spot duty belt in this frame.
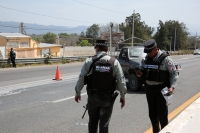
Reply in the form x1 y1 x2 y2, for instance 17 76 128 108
146 83 168 89
92 90 113 95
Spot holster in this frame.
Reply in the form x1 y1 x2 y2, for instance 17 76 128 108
110 91 119 105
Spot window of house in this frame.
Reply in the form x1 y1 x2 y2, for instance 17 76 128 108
20 42 29 48
7 41 18 48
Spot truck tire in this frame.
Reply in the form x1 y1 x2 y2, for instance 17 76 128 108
128 74 141 91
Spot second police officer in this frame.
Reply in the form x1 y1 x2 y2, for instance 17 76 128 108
135 39 179 133
75 40 127 133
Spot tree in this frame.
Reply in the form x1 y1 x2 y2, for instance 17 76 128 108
43 32 56 44
154 20 189 50
86 24 100 44
187 36 199 49
33 37 41 43
70 33 78 36
59 33 69 38
58 33 79 46
86 24 100 38
99 23 125 46
80 31 85 38
61 35 79 46
31 34 44 43
78 40 90 46
154 20 169 50
99 23 119 33
119 13 154 44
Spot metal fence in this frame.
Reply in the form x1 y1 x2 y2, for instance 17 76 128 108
0 56 88 65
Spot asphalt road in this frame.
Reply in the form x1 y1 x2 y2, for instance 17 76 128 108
0 55 200 133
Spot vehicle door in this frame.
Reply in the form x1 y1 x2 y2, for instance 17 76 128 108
118 48 130 77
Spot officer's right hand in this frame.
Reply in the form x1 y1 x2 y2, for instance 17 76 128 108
135 70 143 76
120 98 125 109
75 96 81 103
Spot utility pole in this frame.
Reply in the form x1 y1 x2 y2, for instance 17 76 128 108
195 31 197 49
170 36 172 52
174 26 176 51
110 22 113 56
56 34 60 44
63 44 65 57
20 22 26 35
131 10 135 47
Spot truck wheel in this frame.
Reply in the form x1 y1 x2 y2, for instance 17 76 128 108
128 74 141 91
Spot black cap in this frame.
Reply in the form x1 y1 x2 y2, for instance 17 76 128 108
95 40 108 48
144 39 157 53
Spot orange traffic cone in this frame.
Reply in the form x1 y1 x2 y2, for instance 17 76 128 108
53 66 62 80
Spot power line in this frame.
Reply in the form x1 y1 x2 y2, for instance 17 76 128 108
0 24 19 28
0 6 94 24
73 0 158 25
0 23 20 27
25 27 86 31
0 24 87 32
0 4 158 29
73 0 127 15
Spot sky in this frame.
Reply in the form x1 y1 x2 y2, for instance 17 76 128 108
0 0 199 35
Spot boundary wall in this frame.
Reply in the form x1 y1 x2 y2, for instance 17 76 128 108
63 46 95 56
61 46 117 57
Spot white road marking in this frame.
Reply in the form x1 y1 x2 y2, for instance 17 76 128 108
0 74 79 96
52 96 75 103
51 93 87 103
0 88 26 97
1 90 22 96
174 56 199 61
76 123 88 126
175 57 200 64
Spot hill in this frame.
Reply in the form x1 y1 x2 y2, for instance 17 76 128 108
0 21 88 35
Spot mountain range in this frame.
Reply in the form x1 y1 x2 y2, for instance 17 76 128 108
0 21 197 36
0 21 88 35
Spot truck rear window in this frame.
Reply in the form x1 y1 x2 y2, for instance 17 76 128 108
129 48 143 57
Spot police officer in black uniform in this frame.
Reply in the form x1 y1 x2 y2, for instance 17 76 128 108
75 40 127 133
9 48 16 68
135 39 178 133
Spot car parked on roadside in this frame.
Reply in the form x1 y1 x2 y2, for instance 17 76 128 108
194 49 200 55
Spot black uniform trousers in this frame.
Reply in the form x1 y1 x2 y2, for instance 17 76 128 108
10 57 16 67
145 83 168 133
87 90 114 133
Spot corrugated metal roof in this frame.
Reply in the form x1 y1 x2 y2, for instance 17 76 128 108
0 33 30 38
38 43 61 48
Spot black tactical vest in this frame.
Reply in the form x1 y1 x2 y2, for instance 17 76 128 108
10 51 16 58
88 57 116 91
144 52 170 82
